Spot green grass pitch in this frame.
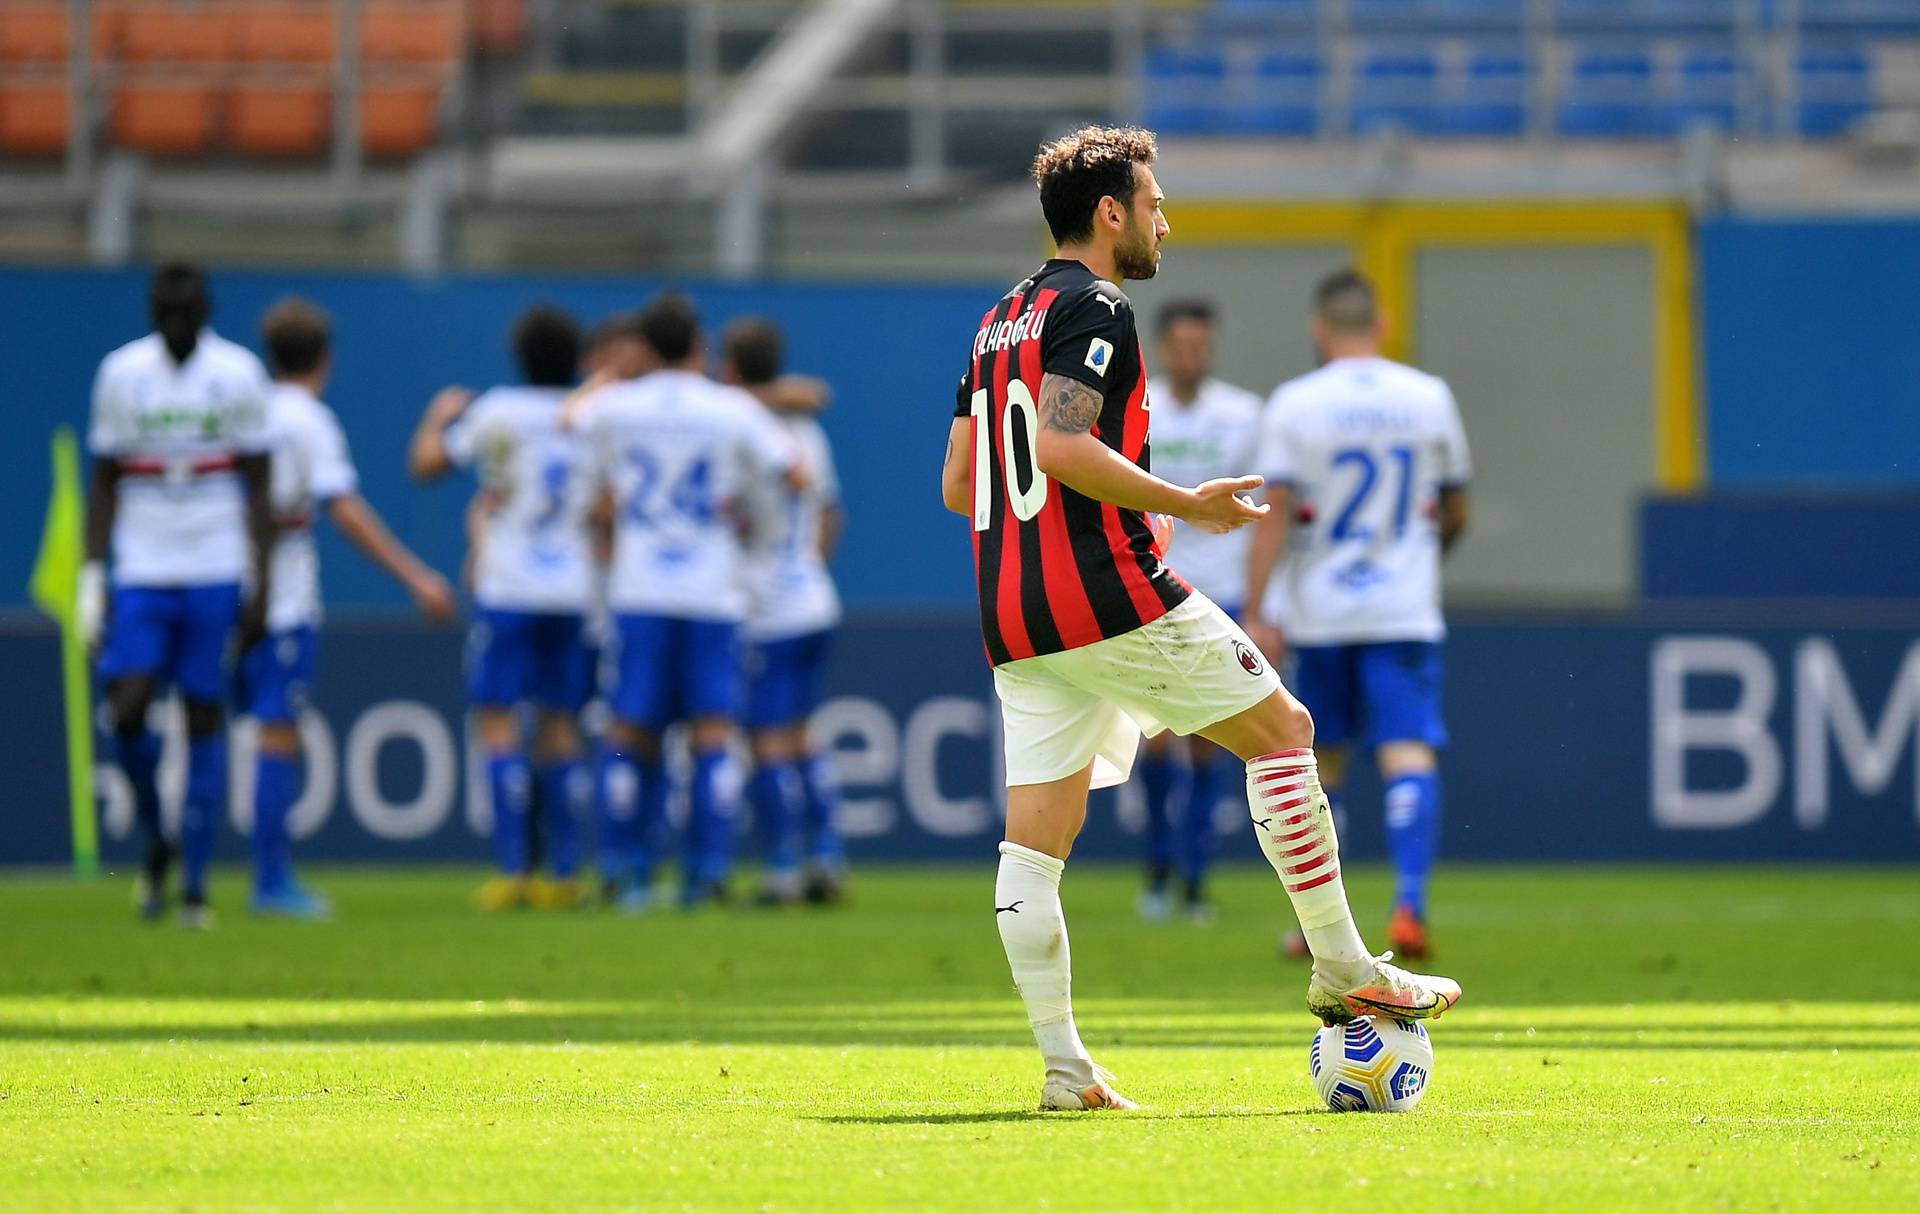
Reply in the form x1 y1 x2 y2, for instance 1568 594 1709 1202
1 864 1916 1212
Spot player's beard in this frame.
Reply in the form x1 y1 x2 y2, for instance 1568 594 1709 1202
1114 220 1160 281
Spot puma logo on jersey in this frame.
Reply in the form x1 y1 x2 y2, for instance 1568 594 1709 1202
1085 338 1113 377
1254 817 1272 832
1093 294 1122 314
995 901 1024 915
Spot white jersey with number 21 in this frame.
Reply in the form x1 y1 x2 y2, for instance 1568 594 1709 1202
1256 356 1470 647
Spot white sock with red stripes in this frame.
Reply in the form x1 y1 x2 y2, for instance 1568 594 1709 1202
1246 748 1373 987
995 841 1095 1088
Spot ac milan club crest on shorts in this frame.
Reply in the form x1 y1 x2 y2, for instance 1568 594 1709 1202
1233 640 1264 676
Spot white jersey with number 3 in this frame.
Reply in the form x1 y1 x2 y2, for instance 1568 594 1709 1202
585 370 795 621
1256 356 1470 646
87 329 272 588
443 386 597 614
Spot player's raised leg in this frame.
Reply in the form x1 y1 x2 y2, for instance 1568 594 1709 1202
1199 682 1460 1024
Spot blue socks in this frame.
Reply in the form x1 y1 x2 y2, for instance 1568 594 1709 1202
487 753 533 876
801 752 844 871
116 730 164 848
685 748 736 889
1384 771 1441 917
252 751 298 895
750 760 806 880
596 749 639 882
535 759 586 880
1139 752 1179 887
181 735 226 900
1182 751 1226 894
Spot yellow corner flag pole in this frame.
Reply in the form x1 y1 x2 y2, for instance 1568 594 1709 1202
29 428 98 880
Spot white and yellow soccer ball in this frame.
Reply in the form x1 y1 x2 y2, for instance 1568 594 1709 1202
1309 1016 1433 1112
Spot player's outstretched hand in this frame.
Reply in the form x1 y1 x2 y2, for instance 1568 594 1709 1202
1179 475 1268 535
426 386 474 429
411 570 459 625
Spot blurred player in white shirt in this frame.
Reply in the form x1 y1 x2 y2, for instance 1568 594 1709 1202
722 318 849 906
235 299 456 919
1245 269 1471 960
84 264 274 926
1137 299 1262 924
410 307 598 910
579 294 798 910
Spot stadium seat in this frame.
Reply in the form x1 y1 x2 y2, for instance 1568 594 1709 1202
117 1 237 64
1554 0 1740 33
227 78 331 156
0 3 70 63
1351 48 1440 134
468 0 525 54
0 77 68 154
363 2 463 64
1799 0 1920 37
1798 45 1874 136
233 2 337 65
1674 44 1744 133
1558 46 1663 137
360 79 441 155
1243 46 1323 135
1142 44 1228 136
112 76 221 155
1349 0 1527 34
1444 44 1530 136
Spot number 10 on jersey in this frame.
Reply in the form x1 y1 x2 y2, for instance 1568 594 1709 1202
971 383 1048 532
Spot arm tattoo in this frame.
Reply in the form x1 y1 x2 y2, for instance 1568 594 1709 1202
1039 373 1102 435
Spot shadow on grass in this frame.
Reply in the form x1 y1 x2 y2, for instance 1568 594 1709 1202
0 1010 1912 1050
806 1108 1335 1125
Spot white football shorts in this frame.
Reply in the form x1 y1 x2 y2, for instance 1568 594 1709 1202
992 592 1281 789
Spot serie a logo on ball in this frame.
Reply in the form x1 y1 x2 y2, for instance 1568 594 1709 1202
1309 1017 1433 1113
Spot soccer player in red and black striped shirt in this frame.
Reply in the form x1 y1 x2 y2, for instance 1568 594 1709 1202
938 126 1462 1112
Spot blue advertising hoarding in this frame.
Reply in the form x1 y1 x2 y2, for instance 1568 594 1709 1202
2 609 1916 869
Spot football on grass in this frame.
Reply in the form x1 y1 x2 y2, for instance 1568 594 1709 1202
1310 1016 1433 1112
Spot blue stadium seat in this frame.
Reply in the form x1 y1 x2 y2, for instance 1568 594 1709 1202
1238 45 1324 135
1798 0 1920 37
1558 46 1665 137
1554 0 1740 33
1200 0 1320 38
1348 0 1527 34
1352 48 1440 134
1143 44 1229 136
1673 43 1746 132
1142 41 1324 137
1797 45 1874 136
1448 44 1531 135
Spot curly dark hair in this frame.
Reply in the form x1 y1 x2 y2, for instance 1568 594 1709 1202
1030 125 1158 245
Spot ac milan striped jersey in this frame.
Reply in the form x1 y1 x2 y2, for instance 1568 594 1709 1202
953 259 1190 666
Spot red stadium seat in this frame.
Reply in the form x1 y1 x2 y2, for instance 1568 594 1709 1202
227 77 331 156
0 78 69 154
112 75 221 155
117 1 237 64
362 2 462 65
360 77 441 155
468 0 524 54
0 3 67 63
233 1 337 65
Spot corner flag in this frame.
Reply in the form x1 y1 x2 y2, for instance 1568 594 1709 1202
29 428 98 879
